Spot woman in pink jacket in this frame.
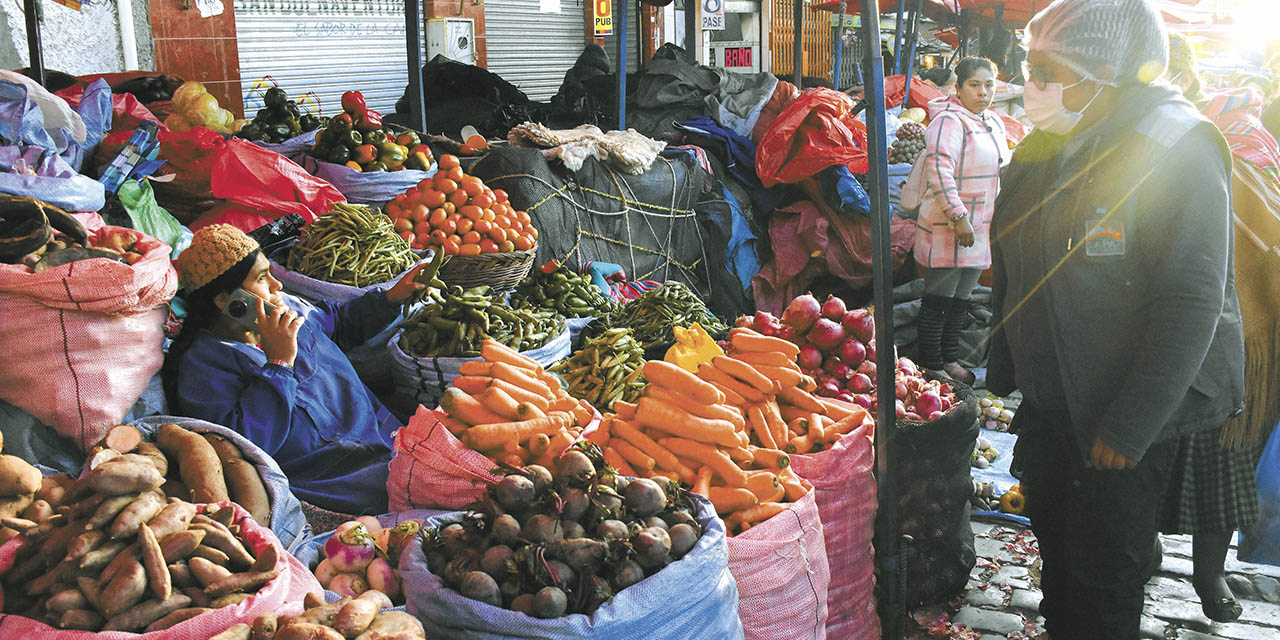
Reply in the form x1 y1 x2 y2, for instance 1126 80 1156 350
913 57 1009 383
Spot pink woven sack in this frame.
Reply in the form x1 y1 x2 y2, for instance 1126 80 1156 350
0 501 322 638
791 422 879 640
0 224 177 451
726 490 830 640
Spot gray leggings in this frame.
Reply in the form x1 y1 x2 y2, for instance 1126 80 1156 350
923 267 983 300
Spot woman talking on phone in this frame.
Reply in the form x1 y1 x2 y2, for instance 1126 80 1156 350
162 224 430 516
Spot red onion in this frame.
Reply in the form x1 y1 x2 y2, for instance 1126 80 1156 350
783 293 821 333
895 400 907 418
808 318 846 352
898 357 920 376
840 339 867 368
798 345 823 371
823 356 844 375
778 325 797 342
848 373 873 393
735 316 754 329
866 341 877 364
904 412 923 421
852 394 874 409
754 310 777 329
927 411 945 421
822 295 848 321
895 381 909 400
833 363 855 381
759 322 780 337
836 392 856 404
915 391 943 416
843 308 876 343
856 360 877 378
818 378 843 398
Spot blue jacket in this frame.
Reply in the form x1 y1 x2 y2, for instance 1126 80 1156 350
176 290 400 515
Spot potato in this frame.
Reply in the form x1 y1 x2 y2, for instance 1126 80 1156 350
276 622 345 640
0 454 41 497
334 595 380 638
281 598 348 627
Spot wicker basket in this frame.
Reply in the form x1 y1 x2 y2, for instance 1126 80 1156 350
438 248 536 291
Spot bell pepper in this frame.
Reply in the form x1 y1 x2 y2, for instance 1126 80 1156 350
406 151 432 171
341 90 367 117
356 109 384 134
665 323 725 373
344 129 364 148
396 131 421 147
999 484 1026 515
329 112 354 132
353 144 378 165
363 129 388 146
379 145 407 169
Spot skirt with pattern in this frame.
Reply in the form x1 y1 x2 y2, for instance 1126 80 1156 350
1160 427 1264 534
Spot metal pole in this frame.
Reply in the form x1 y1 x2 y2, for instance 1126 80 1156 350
637 0 646 69
860 0 901 637
831 5 845 90
959 8 970 58
618 0 628 129
404 0 427 132
23 0 44 87
793 0 803 86
684 0 698 63
901 0 922 107
891 0 904 75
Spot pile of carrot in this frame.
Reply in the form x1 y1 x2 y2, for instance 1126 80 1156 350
586 359 812 535
724 327 875 455
435 340 597 470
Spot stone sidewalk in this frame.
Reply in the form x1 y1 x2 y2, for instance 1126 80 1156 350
907 520 1280 639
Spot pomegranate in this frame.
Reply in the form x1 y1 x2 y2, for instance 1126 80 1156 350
782 294 821 333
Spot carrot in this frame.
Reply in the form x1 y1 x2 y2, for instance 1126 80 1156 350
535 428 575 468
673 461 699 486
778 404 811 423
603 447 637 476
707 487 757 515
746 405 776 449
516 402 547 420
645 386 747 432
761 401 789 447
635 397 740 448
613 440 656 471
693 466 713 496
726 446 754 465
464 413 573 450
529 433 552 457
614 400 638 421
799 374 817 392
548 396 577 414
481 340 542 372
705 380 747 406
788 417 808 436
479 387 522 421
712 356 774 394
658 437 748 487
825 411 869 443
779 387 827 415
539 371 563 393
729 502 789 526
747 445 790 470
778 467 811 501
643 361 724 405
817 397 862 421
584 419 611 446
451 376 493 394
571 403 593 427
611 419 682 472
730 351 798 369
752 364 805 391
485 378 550 412
786 434 816 454
491 362 553 398
697 364 765 402
728 328 800 358
745 471 784 502
438 413 468 436
808 412 826 441
457 361 493 377
439 388 507 427
503 453 524 467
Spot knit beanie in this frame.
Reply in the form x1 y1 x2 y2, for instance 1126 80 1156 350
176 224 259 292
1025 0 1169 87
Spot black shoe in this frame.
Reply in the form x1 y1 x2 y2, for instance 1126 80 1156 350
1201 596 1243 622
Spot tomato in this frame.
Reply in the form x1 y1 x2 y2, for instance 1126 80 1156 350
463 231 482 245
470 193 493 209
421 189 446 208
494 215 511 229
386 203 403 219
513 234 534 251
449 189 470 207
448 234 462 246
428 208 447 226
435 178 458 195
438 217 457 234
410 204 430 223
417 178 434 190
438 154 461 170
459 205 482 220
473 219 492 234
465 134 490 151
527 227 539 239
483 209 496 222
462 180 485 198
393 193 409 207
459 243 481 256
442 202 456 215
456 218 474 235
441 238 461 255
506 228 522 242
458 144 476 155
478 239 500 254
429 229 448 245
447 166 466 182
398 230 415 244
509 220 525 233
415 232 433 247
393 217 413 233
487 227 507 243
516 211 532 226
414 220 432 235
499 240 515 253
492 189 509 205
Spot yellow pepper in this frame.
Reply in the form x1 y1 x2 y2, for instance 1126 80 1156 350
665 323 724 373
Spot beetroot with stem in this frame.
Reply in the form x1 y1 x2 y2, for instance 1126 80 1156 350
522 514 564 544
782 293 821 333
492 514 521 546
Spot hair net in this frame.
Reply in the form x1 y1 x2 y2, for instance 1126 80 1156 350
1024 0 1169 87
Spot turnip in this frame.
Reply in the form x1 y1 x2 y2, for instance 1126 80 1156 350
668 523 698 559
973 457 989 469
532 586 568 618
329 572 369 598
525 465 553 494
492 514 521 546
441 523 468 554
494 474 536 513
624 478 667 517
385 519 422 560
821 295 847 321
522 514 563 544
798 345 823 371
459 571 501 607
480 545 514 577
555 451 596 485
366 556 400 599
549 538 607 572
808 318 846 352
848 373 873 394
979 397 993 409
782 294 821 333
632 527 672 569
983 406 1001 419
324 523 376 573
511 594 536 616
314 557 337 588
612 559 646 590
1000 409 1015 423
840 339 867 368
562 520 585 539
355 516 382 537
561 488 590 522
597 519 629 540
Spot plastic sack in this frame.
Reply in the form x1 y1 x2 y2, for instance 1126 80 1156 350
132 416 310 551
751 80 801 144
756 88 869 188
0 71 88 153
0 144 105 212
117 178 190 252
192 139 344 233
726 490 830 640
791 419 880 640
881 75 946 111
400 498 745 639
0 501 321 639
300 154 435 206
0 225 177 451
388 325 571 412
1239 421 1280 566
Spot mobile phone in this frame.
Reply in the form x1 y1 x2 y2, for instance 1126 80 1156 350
223 289 274 330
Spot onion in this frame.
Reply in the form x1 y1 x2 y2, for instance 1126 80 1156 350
833 363 854 381
778 325 797 342
928 411 945 421
808 318 846 353
897 357 921 376
798 345 823 371
735 315 754 329
848 373 873 393
783 293 821 333
842 308 876 344
840 339 867 368
821 295 848 321
856 360 877 379
759 322 779 337
822 356 844 375
852 394 874 409
916 392 942 416
324 522 377 573
818 378 843 398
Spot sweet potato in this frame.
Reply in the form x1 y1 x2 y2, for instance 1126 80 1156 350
87 448 122 471
334 595 380 638
0 493 33 519
282 598 348 627
211 592 252 608
58 608 104 631
203 565 282 597
192 520 255 568
46 587 89 614
162 477 190 501
84 460 164 496
145 606 212 632
203 433 271 526
138 523 171 600
0 454 41 496
109 490 166 539
21 498 52 523
168 562 194 588
78 540 127 572
103 592 193 631
98 542 140 589
250 541 279 573
188 555 232 587
87 492 141 530
134 441 169 476
147 499 197 540
156 424 228 503
101 557 147 618
183 586 212 608
192 544 232 566
37 474 69 507
103 424 143 454
26 559 73 596
251 612 279 640
353 611 426 640
160 528 205 563
209 623 252 640
276 622 345 640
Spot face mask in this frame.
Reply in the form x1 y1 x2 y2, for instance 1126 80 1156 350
1023 79 1103 135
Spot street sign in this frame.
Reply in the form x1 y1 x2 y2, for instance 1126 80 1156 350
701 0 725 31
594 0 613 35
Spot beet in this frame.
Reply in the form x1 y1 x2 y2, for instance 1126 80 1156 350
525 465 553 494
523 513 564 544
460 571 502 606
441 523 468 554
562 520 585 539
532 586 568 618
808 318 846 352
644 516 669 530
492 514 521 546
494 474 536 513
480 545 514 577
597 519 629 540
555 451 596 485
511 594 536 616
550 538 607 572
612 559 646 590
840 339 867 368
561 488 590 522
668 523 699 558
661 509 697 529
623 478 667 517
783 293 821 333
798 344 823 371
632 527 672 569
542 559 576 587
821 295 847 321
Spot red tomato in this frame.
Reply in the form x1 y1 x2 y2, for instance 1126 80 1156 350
447 166 466 182
393 193 409 207
428 208 447 226
429 229 448 245
414 220 433 235
463 231 482 245
438 217 457 234
470 192 493 209
421 189 446 208
438 154 461 170
478 239 500 254
410 204 430 223
456 218 474 235
494 215 511 229
487 227 507 243
473 219 492 234
498 240 515 253
442 238 461 255
460 205 483 220
442 202 456 215
435 178 458 195
492 189 509 204
513 234 534 251
398 230 415 244
459 243 481 256
393 217 413 233
415 232 433 247
449 189 470 207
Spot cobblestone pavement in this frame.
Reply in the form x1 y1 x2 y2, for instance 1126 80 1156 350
906 520 1280 639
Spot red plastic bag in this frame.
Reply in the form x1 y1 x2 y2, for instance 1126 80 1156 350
756 88 870 187
191 139 344 233
881 74 946 111
57 84 161 134
751 80 802 144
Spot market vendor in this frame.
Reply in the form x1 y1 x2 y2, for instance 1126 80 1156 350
163 224 428 515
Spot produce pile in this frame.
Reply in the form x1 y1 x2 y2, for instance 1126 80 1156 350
313 518 421 603
550 328 646 411
398 286 564 357
0 433 44 526
420 445 707 617
235 87 324 144
434 340 597 470
608 282 727 352
209 590 424 640
979 395 1014 432
512 259 618 320
0 196 127 271
165 82 244 135
284 202 417 287
889 121 927 165
970 435 1000 470
385 154 537 255
311 90 433 172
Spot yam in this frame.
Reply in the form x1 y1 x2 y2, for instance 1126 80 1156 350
98 542 140 588
211 592 252 608
36 474 69 506
78 540 127 572
209 623 252 640
202 433 271 526
145 606 212 632
103 425 143 454
0 454 41 496
168 562 194 588
146 499 197 540
21 498 52 523
139 523 171 600
160 528 205 563
101 557 147 619
192 518 255 567
46 587 89 614
156 424 229 503
103 592 193 631
108 491 166 539
191 544 231 566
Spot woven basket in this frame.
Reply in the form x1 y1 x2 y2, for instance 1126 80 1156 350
438 247 536 291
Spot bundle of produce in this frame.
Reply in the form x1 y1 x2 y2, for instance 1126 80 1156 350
418 444 708 618
208 589 424 640
166 81 245 134
511 259 618 319
385 153 537 255
235 87 325 144
550 328 646 411
889 121 926 165
969 480 1026 515
398 286 564 358
979 395 1014 431
432 340 598 470
608 281 728 353
284 202 416 287
970 434 1000 470
310 518 419 603
311 90 433 172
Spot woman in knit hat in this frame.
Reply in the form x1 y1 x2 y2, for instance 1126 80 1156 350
163 224 430 516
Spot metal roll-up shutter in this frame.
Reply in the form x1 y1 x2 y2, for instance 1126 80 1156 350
600 1 642 73
484 0 587 102
233 0 424 117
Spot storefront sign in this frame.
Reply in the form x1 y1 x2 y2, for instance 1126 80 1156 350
594 0 613 35
722 46 752 68
701 0 725 30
